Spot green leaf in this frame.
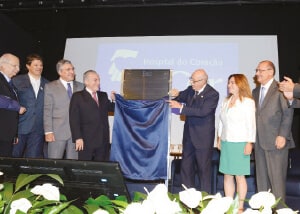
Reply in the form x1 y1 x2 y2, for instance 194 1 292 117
46 174 64 186
115 195 128 203
2 182 13 201
15 174 43 192
111 199 128 209
11 189 34 201
31 199 59 209
85 195 112 207
83 204 100 214
43 201 72 214
60 205 84 214
132 191 147 202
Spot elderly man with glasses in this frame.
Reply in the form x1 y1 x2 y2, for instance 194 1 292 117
168 68 219 193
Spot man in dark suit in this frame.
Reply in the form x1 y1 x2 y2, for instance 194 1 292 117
69 70 115 161
0 53 21 157
253 60 294 203
44 59 84 159
12 54 49 158
168 69 219 193
279 76 300 108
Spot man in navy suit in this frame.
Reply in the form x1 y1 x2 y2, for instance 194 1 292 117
69 70 115 161
0 53 21 157
12 54 49 158
168 69 219 193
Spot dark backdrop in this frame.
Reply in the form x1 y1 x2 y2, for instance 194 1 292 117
0 3 299 145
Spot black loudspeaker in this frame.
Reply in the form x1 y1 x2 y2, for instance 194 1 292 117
122 69 171 100
0 157 130 205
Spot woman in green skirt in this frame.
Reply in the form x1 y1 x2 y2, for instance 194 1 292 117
217 74 256 213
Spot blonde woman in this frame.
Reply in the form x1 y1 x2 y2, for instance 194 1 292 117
217 74 256 213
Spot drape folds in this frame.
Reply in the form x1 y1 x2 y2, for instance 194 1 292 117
110 94 169 180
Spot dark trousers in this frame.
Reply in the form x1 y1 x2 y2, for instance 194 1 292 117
0 140 13 157
12 132 45 158
78 144 109 161
180 138 213 194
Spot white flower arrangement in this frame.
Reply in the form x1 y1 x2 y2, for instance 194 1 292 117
0 171 299 214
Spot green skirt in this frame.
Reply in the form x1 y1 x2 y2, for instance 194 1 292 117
219 140 250 175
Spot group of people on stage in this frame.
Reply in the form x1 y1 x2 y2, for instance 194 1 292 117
168 60 299 213
0 53 115 162
1 52 299 212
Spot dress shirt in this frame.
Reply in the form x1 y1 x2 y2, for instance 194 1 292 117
28 73 41 98
59 78 73 92
85 88 98 100
218 96 256 143
260 78 274 99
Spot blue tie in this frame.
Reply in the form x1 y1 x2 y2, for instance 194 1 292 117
67 83 72 98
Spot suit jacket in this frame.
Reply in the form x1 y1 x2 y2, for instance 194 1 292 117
291 84 300 108
44 79 84 141
69 89 114 149
12 74 49 135
253 80 295 150
174 85 219 149
0 72 19 141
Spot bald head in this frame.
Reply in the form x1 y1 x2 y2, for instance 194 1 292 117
0 53 20 78
190 69 208 91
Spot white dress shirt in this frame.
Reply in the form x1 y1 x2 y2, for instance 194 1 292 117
218 96 256 143
28 73 41 98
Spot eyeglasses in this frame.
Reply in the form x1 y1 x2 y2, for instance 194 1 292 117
189 77 204 84
255 68 272 73
4 62 20 69
61 67 75 71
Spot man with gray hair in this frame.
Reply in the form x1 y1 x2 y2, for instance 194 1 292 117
69 70 115 161
0 53 23 156
44 59 84 159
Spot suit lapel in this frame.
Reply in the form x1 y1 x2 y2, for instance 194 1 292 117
260 80 277 109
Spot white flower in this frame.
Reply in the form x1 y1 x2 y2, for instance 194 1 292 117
92 209 110 214
30 183 60 201
201 196 233 214
0 171 3 176
242 208 261 214
145 184 181 214
179 187 202 208
248 191 276 209
123 202 146 214
10 198 32 214
276 208 298 214
0 183 4 191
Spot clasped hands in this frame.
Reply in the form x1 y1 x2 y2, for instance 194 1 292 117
278 76 295 100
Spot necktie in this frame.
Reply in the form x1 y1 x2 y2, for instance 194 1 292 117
67 83 72 98
259 86 265 107
92 91 99 106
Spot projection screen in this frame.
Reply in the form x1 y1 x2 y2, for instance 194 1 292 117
64 35 279 146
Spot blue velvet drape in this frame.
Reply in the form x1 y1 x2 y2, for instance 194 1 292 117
110 94 169 180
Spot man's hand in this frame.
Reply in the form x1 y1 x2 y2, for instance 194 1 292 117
168 89 179 97
19 106 26 115
75 139 84 151
275 136 286 150
167 100 183 108
45 133 55 142
279 76 295 92
110 91 116 101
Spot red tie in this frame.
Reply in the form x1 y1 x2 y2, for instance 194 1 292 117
92 92 99 106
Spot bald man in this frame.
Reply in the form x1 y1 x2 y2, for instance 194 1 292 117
168 69 219 193
0 53 21 156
